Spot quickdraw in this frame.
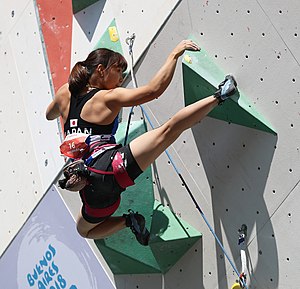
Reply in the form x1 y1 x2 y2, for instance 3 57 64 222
231 224 248 289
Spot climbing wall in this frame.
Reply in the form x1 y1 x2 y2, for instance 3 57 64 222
134 1 300 288
1 0 300 289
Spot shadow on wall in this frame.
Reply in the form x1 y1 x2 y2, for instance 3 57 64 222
150 160 205 288
151 161 173 209
74 0 107 41
192 117 279 288
114 239 204 289
164 239 205 289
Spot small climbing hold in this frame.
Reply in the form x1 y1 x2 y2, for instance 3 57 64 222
184 54 192 64
108 26 119 42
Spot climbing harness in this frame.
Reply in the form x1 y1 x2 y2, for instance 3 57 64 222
124 34 248 289
87 151 135 189
81 193 121 218
58 151 135 191
59 113 137 191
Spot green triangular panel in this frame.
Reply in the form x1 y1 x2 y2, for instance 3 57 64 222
93 19 130 78
150 201 202 273
72 0 98 14
97 244 161 274
182 36 276 135
93 19 123 55
94 120 202 274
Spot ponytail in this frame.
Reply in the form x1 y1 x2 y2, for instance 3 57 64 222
68 61 90 95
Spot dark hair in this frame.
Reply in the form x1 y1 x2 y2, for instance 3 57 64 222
68 48 127 95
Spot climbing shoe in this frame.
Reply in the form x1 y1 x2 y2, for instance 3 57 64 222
123 210 150 246
214 75 237 104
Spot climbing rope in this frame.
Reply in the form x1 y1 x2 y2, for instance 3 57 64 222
124 34 248 289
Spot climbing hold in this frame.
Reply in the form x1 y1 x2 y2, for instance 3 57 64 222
108 26 119 42
184 54 192 64
182 35 276 135
94 19 123 54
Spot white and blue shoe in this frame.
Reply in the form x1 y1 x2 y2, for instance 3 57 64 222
214 75 238 104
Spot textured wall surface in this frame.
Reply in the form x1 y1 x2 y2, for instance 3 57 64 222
1 0 300 288
0 0 64 256
132 1 300 288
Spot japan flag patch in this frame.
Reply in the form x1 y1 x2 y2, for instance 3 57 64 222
70 119 78 127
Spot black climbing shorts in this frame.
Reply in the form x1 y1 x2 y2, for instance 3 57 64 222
80 143 143 223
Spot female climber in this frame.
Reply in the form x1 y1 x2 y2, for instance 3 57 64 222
46 39 237 245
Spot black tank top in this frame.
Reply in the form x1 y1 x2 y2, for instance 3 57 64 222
64 89 119 137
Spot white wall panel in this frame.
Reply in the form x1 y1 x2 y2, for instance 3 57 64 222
0 0 64 255
123 0 300 288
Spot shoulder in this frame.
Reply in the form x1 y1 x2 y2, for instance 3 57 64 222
101 87 131 103
80 88 121 123
46 83 71 121
101 86 153 108
90 88 117 106
95 87 129 110
56 83 71 101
